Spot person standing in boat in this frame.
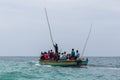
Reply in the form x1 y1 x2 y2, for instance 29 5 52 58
53 43 58 54
53 43 59 60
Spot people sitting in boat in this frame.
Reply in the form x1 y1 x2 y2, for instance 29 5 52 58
75 50 80 59
60 53 63 59
58 52 61 59
48 50 50 57
39 52 44 60
60 52 67 60
43 52 48 59
66 54 71 60
49 50 54 59
86 58 88 61
71 48 75 59
54 54 58 61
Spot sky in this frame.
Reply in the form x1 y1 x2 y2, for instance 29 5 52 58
0 0 120 56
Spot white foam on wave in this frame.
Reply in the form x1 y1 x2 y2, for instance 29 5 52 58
97 67 120 71
35 61 41 66
43 65 52 68
107 67 120 70
34 62 52 67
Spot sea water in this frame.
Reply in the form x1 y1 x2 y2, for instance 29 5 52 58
0 56 120 80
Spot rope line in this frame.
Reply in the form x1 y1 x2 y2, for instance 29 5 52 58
81 24 92 57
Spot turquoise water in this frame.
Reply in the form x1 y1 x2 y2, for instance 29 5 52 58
0 57 120 80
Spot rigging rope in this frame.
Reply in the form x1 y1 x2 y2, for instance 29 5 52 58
81 24 92 57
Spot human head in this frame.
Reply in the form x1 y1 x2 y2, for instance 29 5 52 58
64 51 66 54
76 50 79 53
41 52 43 54
72 48 74 51
44 52 47 54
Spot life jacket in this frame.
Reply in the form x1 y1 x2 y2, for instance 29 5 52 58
44 53 48 59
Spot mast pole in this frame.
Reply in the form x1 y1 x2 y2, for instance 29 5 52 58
81 24 92 57
44 8 54 45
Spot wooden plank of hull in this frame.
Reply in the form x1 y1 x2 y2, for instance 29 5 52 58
39 60 88 67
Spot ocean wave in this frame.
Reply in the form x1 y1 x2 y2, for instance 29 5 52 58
88 64 120 69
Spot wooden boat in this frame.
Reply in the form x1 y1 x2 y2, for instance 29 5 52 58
38 7 91 67
39 58 88 67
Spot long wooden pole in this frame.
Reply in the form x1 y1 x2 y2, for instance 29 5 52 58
44 8 54 45
81 24 92 57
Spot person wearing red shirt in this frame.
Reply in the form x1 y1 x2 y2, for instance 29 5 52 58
43 52 48 59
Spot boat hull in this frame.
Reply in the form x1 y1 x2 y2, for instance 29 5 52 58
39 59 88 67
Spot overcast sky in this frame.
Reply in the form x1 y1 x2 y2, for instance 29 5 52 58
0 0 120 56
